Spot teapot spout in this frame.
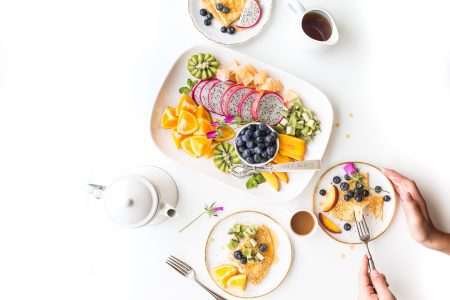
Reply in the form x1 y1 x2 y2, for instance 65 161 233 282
159 203 179 219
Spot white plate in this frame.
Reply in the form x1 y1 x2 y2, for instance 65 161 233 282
312 162 397 244
188 0 273 45
205 211 292 298
149 44 333 202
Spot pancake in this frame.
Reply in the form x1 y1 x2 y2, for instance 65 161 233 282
329 173 384 222
200 0 247 26
236 225 274 285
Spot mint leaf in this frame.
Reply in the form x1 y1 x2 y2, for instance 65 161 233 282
179 87 190 95
187 78 193 89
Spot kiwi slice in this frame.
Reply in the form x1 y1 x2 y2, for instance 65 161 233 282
213 142 240 173
187 53 218 80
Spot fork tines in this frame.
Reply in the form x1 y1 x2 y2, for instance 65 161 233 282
355 214 371 241
166 255 192 277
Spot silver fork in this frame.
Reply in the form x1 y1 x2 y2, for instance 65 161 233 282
166 255 228 300
354 213 376 272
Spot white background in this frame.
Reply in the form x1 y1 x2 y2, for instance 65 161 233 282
1 0 449 299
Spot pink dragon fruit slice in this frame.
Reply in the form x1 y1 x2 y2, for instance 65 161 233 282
252 92 285 125
220 84 242 116
199 79 219 112
225 87 254 117
238 91 259 121
191 80 208 105
207 80 233 115
236 0 262 29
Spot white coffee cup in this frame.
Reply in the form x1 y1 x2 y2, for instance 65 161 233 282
286 0 339 52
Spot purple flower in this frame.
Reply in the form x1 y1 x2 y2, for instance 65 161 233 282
212 206 223 212
343 162 357 174
206 131 218 139
211 121 220 127
224 116 235 124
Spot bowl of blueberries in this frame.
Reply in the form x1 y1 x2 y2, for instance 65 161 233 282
234 123 279 166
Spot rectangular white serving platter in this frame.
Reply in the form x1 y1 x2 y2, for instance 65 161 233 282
150 45 333 202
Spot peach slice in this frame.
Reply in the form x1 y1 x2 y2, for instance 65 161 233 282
323 185 339 212
318 213 341 234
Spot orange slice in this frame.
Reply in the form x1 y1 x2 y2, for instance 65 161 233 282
171 129 188 149
194 118 216 136
213 126 235 142
227 274 247 291
204 142 218 159
190 136 212 157
177 111 198 135
176 94 197 116
181 137 199 158
195 105 211 122
212 265 238 288
160 106 178 129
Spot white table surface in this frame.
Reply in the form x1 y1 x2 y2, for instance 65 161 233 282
1 0 449 299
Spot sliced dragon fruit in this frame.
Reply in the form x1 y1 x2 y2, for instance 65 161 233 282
238 91 259 121
199 79 219 112
236 0 262 29
251 92 285 125
208 80 233 115
220 84 242 116
225 87 254 117
191 80 207 105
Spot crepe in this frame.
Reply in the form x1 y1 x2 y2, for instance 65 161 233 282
200 0 247 26
329 173 384 222
236 225 274 285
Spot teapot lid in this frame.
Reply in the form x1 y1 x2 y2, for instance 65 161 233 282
104 175 158 228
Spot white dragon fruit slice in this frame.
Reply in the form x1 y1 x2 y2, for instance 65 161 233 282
236 0 262 29
252 92 285 125
220 84 242 116
199 79 219 112
191 80 208 105
225 87 254 117
207 80 233 115
238 91 258 121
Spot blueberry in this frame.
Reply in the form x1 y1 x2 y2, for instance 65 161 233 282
254 154 262 163
248 149 254 155
261 152 269 158
256 136 264 143
356 182 364 189
206 13 213 19
238 147 245 153
220 26 227 33
347 191 354 198
340 182 349 191
374 186 382 193
235 137 243 147
245 130 253 138
254 130 262 137
270 131 278 138
344 174 352 181
227 26 235 34
265 135 275 144
383 195 391 202
343 194 350 201
265 142 272 148
247 157 254 164
259 244 267 252
254 147 262 154
362 190 369 197
222 6 230 13
266 146 276 157
242 149 251 158
242 135 249 142
333 176 341 184
258 123 267 131
200 8 208 16
319 189 326 196
204 18 211 26
257 143 265 150
240 257 247 264
233 251 242 260
246 141 255 149
216 3 223 10
344 223 351 231
248 124 257 131
355 195 363 202
354 188 362 196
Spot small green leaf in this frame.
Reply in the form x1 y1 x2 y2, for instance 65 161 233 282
179 87 190 95
187 78 193 89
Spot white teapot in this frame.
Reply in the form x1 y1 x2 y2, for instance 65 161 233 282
89 166 178 228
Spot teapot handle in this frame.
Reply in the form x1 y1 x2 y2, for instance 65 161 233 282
159 202 179 219
88 183 107 199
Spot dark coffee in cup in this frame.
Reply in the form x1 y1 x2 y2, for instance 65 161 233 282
301 11 332 41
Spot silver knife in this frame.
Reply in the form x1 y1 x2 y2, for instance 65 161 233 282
229 160 321 178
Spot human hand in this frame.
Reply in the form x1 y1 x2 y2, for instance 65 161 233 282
358 255 396 300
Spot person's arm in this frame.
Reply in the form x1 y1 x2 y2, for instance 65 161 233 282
382 168 450 255
358 255 396 300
